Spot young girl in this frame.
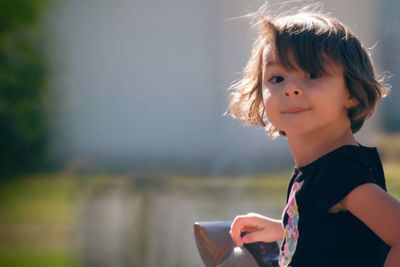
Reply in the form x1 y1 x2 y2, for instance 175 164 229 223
227 3 400 267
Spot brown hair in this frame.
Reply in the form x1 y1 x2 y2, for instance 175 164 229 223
226 3 389 138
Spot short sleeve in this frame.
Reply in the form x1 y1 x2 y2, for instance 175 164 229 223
312 150 377 214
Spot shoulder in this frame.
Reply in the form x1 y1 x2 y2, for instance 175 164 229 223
301 145 383 213
309 145 378 180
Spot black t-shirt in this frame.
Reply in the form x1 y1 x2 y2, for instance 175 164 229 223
280 145 390 267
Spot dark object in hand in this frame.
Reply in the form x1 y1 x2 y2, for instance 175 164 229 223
194 221 279 267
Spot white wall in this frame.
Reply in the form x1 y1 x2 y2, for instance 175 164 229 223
44 0 380 174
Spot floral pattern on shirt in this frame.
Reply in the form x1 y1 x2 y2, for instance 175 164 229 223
280 177 304 267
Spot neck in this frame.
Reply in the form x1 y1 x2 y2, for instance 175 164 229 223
286 127 358 168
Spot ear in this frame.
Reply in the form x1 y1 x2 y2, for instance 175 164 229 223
346 96 359 109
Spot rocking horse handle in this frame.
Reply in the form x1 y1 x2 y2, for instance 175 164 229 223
194 221 280 267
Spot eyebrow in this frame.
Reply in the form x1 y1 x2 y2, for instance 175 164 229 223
265 61 277 67
263 60 280 70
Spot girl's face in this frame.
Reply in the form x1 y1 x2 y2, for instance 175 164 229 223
261 44 357 137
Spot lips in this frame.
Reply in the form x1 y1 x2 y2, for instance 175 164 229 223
282 107 310 113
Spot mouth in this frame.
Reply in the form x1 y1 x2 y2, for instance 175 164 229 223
282 107 310 114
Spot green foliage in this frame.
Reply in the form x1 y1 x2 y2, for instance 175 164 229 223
0 0 47 178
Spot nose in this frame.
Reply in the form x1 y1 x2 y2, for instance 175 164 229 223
283 80 302 97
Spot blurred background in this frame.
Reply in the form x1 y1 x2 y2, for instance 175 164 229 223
1 0 399 266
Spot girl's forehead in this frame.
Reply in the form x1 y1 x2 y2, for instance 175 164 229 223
262 44 277 65
262 44 296 69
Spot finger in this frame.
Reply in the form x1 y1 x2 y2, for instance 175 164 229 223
230 223 243 246
230 217 248 246
241 226 259 233
231 216 262 246
241 229 266 244
229 229 243 247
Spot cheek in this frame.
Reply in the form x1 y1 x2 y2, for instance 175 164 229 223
261 86 270 100
262 94 279 123
261 89 272 115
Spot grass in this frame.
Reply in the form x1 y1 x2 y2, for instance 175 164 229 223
0 176 77 224
0 163 398 267
0 250 80 267
0 175 83 267
0 173 135 267
384 162 400 199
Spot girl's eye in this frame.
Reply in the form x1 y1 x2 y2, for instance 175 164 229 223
269 76 284 84
305 72 320 79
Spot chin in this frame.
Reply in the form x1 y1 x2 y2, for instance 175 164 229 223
282 127 313 137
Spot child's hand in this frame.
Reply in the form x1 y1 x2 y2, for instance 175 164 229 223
230 212 284 247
